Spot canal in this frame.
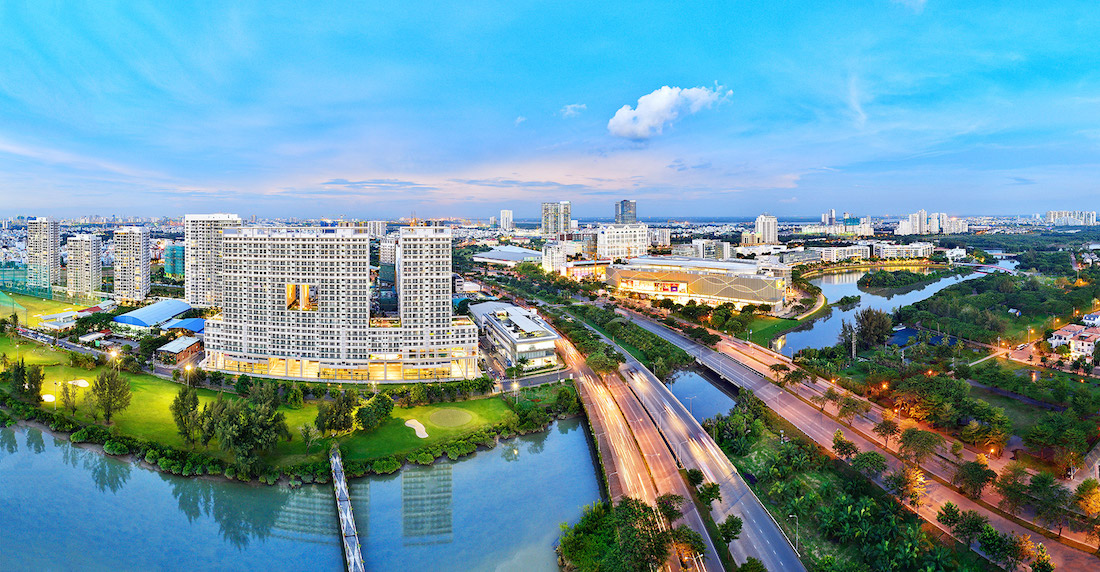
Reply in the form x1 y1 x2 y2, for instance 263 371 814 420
0 418 602 571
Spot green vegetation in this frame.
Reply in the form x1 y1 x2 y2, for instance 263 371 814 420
0 291 83 327
857 267 967 289
564 304 692 378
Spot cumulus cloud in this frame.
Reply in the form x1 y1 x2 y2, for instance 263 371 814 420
608 85 729 139
559 103 586 118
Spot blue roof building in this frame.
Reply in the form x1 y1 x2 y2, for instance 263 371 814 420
162 317 205 333
114 299 191 328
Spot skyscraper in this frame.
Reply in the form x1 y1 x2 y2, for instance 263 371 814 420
184 213 241 308
614 200 637 224
114 226 150 304
26 217 60 289
541 201 571 236
66 234 102 298
499 209 513 230
755 214 779 244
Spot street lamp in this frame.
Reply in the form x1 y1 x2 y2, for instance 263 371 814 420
788 514 799 555
685 395 696 417
185 364 192 387
512 381 519 403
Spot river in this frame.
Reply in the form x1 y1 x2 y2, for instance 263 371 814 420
775 260 1018 357
0 419 602 571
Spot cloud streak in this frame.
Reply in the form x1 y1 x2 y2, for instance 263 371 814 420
608 86 728 139
560 103 586 118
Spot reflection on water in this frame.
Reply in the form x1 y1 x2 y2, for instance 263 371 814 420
0 419 602 571
665 369 737 423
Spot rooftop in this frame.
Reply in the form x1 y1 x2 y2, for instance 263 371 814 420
468 301 558 341
157 336 201 354
114 299 191 328
472 245 542 263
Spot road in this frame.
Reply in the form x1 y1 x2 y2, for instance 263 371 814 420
624 310 1099 570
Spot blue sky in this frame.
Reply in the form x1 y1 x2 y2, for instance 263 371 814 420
1 1 1098 219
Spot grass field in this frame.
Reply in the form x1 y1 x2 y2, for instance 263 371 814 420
0 291 83 327
0 335 515 466
746 316 801 347
967 385 1048 436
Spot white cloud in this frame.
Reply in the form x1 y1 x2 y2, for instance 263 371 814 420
560 103 586 118
514 116 527 126
607 85 728 139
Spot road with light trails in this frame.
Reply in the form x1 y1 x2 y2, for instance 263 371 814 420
623 308 1099 570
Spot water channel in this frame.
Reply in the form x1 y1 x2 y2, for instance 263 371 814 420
0 418 602 571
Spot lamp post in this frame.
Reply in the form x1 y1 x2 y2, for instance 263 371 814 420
110 349 119 372
685 395 696 418
789 514 799 555
185 364 192 387
512 381 519 404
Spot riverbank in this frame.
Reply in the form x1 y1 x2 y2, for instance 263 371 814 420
798 260 950 281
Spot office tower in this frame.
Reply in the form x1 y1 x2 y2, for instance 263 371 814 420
66 234 102 298
614 200 637 224
499 209 513 230
184 213 241 308
114 226 150 303
595 223 648 260
540 201 571 236
27 217 60 289
203 225 477 381
755 214 779 244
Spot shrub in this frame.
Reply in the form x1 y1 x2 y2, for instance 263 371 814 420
373 456 402 474
103 440 130 455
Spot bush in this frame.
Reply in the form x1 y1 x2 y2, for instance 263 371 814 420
103 440 130 455
372 456 402 474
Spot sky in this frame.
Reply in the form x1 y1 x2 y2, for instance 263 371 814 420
1 1 1098 220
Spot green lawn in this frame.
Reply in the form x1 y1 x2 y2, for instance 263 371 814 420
1 334 515 466
0 291 84 327
966 385 1048 436
746 316 801 346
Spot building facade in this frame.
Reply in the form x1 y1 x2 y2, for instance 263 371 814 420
755 214 779 244
615 200 637 224
469 301 559 370
204 226 478 382
540 201 571 236
66 234 102 298
27 217 60 289
811 245 871 263
184 213 241 308
114 226 150 304
164 243 185 278
648 228 672 247
595 223 648 260
499 209 514 230
872 241 934 259
1046 210 1097 226
607 256 788 309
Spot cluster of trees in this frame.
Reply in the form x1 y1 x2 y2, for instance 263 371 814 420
936 503 1053 571
857 268 966 289
890 372 1012 450
549 311 626 374
67 351 104 369
703 391 768 456
567 304 691 379
356 392 395 432
3 358 44 404
838 308 894 352
558 495 709 571
650 298 771 338
486 262 602 304
1016 250 1075 276
170 381 291 471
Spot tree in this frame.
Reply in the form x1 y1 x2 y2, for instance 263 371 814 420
671 524 707 562
299 424 318 454
851 451 887 479
832 429 859 460
655 493 684 524
952 460 997 499
872 418 901 448
586 351 616 374
197 394 228 448
782 368 810 387
317 389 360 435
170 385 200 446
697 482 722 505
59 381 79 415
936 502 961 528
1029 471 1073 536
718 514 742 543
1075 478 1100 517
1031 544 1054 572
738 558 768 572
285 384 304 409
823 387 841 411
809 392 828 411
995 462 1031 516
885 466 927 507
91 368 132 424
686 468 704 487
356 392 395 433
898 428 944 466
953 510 989 547
213 392 291 472
854 307 893 349
768 363 790 381
837 396 870 424
234 374 253 396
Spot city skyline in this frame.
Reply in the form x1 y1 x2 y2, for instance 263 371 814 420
1 2 1098 218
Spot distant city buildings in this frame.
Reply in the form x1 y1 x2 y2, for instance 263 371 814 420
184 213 241 308
812 245 870 263
27 217 60 289
872 241 934 259
894 210 968 235
647 228 671 247
499 209 514 230
594 223 648 260
754 214 778 244
801 210 874 237
114 226 150 304
614 200 637 224
1045 210 1097 226
66 234 102 298
541 201 571 236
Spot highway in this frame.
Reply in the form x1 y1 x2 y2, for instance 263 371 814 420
624 310 1099 570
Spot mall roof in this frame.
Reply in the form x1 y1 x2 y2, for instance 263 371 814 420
472 245 542 263
114 299 191 328
162 317 205 333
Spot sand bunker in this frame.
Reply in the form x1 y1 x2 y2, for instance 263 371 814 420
405 419 428 438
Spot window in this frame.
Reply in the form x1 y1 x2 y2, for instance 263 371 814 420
286 283 318 311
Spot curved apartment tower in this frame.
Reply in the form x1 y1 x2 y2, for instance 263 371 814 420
203 226 478 382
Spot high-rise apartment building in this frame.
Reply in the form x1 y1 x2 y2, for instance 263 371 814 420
114 226 150 304
541 201 571 236
164 243 185 278
184 213 241 308
66 234 102 298
1046 210 1097 226
499 209 514 230
204 225 477 382
648 228 672 247
379 233 398 265
366 220 388 237
595 223 648 260
614 200 637 224
27 217 60 289
755 214 779 244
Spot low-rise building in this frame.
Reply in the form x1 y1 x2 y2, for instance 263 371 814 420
157 336 202 364
1049 324 1100 358
472 245 542 267
1083 313 1100 328
811 245 871 263
872 242 934 259
468 302 559 371
606 256 788 310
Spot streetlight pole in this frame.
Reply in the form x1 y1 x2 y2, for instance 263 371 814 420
685 395 696 418
789 514 799 555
